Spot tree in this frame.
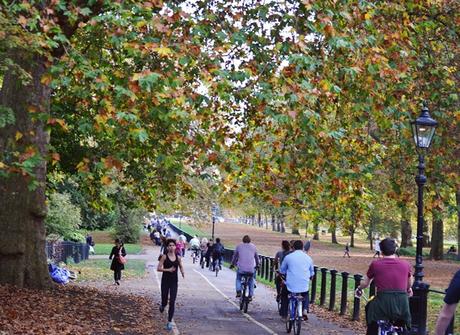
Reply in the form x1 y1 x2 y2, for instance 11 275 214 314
45 192 82 241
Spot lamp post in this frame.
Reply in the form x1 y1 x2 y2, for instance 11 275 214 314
211 203 217 241
409 103 437 335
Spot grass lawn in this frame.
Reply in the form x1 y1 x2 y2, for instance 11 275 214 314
93 243 142 255
69 259 145 282
169 219 208 238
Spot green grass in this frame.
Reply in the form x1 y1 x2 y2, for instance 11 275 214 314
169 220 208 238
93 243 142 255
69 259 146 282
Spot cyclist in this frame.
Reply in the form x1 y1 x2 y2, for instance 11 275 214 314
279 240 314 321
230 235 259 301
212 237 225 271
199 237 208 266
355 238 412 335
189 235 201 260
274 240 291 303
203 239 213 269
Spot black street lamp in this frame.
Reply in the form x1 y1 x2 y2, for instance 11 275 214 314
409 103 438 335
211 203 217 241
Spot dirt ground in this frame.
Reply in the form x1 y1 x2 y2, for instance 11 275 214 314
206 222 455 289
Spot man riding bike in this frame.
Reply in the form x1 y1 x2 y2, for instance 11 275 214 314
189 235 201 259
355 238 412 335
279 240 314 321
230 235 259 301
212 237 225 271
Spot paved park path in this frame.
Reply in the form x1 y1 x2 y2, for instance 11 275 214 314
90 234 358 335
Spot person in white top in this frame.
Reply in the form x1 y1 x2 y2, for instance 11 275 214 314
373 239 381 258
189 235 200 257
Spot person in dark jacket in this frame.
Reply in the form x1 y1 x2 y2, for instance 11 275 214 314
109 238 126 285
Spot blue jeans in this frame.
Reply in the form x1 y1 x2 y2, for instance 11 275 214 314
236 270 255 297
280 290 309 318
212 254 223 269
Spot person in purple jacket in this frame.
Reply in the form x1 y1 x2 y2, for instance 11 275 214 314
230 235 259 301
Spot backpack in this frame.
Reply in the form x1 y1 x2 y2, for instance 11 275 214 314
214 243 224 254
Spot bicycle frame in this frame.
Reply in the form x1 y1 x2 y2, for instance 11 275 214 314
288 294 304 320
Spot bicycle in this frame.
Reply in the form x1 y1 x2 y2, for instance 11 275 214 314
239 272 254 313
191 248 200 264
285 293 304 335
376 320 406 335
355 289 406 335
200 251 206 268
212 255 222 277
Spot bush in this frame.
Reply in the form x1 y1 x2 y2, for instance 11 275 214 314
398 246 430 257
45 192 84 241
112 207 146 243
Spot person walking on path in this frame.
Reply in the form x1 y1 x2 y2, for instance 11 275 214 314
230 235 259 300
109 238 126 285
178 234 187 257
343 243 350 258
157 239 185 331
434 269 460 335
355 238 412 335
279 240 315 321
373 239 381 258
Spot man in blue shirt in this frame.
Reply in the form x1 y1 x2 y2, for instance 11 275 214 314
279 240 315 321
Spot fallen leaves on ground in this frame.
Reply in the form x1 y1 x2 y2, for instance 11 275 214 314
0 284 166 335
310 304 366 335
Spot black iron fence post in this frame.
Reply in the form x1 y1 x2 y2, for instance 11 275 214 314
258 256 263 276
269 258 274 282
320 267 327 306
329 269 337 311
311 266 318 304
264 257 269 280
352 274 362 321
340 272 349 315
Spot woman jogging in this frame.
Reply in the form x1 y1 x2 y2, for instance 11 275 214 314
109 238 126 285
157 239 185 331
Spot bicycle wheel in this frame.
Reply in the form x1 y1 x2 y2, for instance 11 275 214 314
285 302 292 333
243 299 249 313
240 285 246 311
294 318 301 335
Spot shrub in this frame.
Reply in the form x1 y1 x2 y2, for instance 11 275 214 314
112 207 146 243
398 246 430 257
45 192 84 241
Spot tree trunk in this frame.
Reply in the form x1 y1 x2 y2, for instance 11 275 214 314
276 214 281 232
271 213 276 231
456 188 460 261
331 222 338 244
280 212 285 233
423 219 431 247
430 193 444 260
304 220 309 238
264 213 268 230
400 204 413 248
0 54 51 288
257 212 261 227
350 228 355 248
313 221 319 240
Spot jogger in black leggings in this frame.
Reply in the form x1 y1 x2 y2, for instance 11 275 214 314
157 239 185 331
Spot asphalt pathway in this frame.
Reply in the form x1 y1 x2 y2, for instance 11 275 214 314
90 239 357 334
